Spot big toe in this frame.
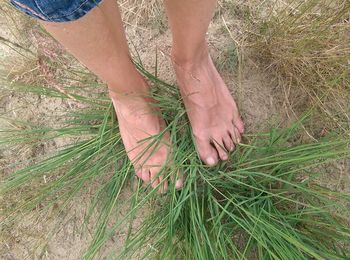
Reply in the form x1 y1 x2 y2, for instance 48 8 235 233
196 137 219 166
136 169 151 183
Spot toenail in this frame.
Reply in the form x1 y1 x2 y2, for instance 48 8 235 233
222 154 228 160
206 157 216 166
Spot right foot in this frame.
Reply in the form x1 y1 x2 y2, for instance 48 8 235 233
109 80 183 192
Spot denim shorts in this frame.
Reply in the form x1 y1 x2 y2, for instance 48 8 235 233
10 0 103 22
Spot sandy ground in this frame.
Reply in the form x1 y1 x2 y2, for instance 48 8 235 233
0 2 349 259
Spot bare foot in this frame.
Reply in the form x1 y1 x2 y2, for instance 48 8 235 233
109 79 183 192
173 48 244 166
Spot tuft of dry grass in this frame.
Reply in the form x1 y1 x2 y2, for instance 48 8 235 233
118 0 166 33
245 0 350 135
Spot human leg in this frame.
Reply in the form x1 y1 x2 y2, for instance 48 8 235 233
12 0 184 191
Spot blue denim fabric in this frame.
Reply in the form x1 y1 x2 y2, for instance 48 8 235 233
10 0 103 22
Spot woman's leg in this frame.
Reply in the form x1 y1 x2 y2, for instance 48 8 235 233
41 0 182 192
164 0 244 166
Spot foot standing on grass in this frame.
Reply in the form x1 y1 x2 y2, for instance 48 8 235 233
10 0 244 192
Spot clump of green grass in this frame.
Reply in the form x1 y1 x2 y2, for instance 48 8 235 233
1 58 350 259
246 0 350 133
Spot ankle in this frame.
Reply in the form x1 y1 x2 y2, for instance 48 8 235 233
109 90 154 118
107 73 150 101
108 88 152 108
171 41 209 69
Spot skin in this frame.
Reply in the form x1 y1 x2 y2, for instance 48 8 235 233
40 0 244 192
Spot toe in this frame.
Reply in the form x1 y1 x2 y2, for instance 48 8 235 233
173 170 184 190
229 124 241 144
223 134 235 152
137 169 150 183
212 137 229 161
158 176 168 194
175 179 183 189
150 167 168 193
150 176 160 189
233 115 244 134
233 126 241 144
136 171 143 180
196 137 219 166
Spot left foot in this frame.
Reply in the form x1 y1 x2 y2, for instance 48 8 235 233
173 46 244 166
108 77 183 192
